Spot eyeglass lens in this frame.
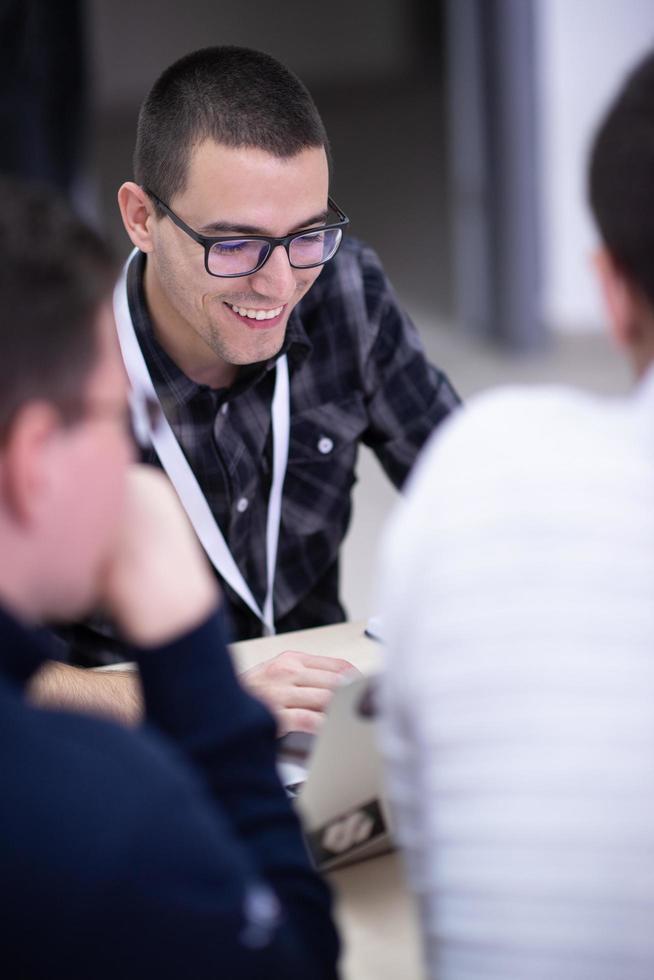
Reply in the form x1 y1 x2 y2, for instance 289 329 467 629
207 227 342 276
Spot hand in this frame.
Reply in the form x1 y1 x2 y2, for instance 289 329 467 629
240 650 360 735
99 465 219 646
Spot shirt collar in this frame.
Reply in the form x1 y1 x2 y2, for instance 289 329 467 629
127 251 313 403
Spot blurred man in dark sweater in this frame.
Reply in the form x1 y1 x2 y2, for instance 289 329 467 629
0 177 339 979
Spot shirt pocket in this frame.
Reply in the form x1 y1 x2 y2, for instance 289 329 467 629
284 394 368 534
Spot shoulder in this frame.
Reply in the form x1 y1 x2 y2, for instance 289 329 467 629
410 382 611 486
375 383 641 669
0 693 253 977
0 693 203 876
380 383 629 565
299 236 390 317
295 238 419 385
321 235 386 280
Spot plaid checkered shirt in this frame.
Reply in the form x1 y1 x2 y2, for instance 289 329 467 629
127 239 461 640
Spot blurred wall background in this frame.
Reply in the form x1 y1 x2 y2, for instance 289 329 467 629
537 0 654 333
85 0 654 344
2 0 652 618
87 0 451 323
85 0 654 619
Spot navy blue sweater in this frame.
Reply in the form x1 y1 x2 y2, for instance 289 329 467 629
0 604 339 979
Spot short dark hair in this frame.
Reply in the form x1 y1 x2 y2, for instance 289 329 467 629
134 46 331 208
589 50 654 307
0 178 116 440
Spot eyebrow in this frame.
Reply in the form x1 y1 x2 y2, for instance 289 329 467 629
198 209 331 237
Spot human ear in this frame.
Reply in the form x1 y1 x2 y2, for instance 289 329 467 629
117 182 157 253
593 247 641 349
1 403 62 527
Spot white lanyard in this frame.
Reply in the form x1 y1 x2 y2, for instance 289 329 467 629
113 251 290 635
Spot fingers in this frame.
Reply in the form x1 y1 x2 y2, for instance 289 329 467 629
260 650 359 687
239 649 362 736
287 652 360 676
264 662 354 694
276 684 333 712
295 668 353 692
278 708 324 737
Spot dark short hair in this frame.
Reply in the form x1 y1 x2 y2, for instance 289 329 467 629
134 46 331 208
589 50 654 307
0 178 116 440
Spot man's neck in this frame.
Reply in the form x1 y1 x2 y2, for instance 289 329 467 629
143 259 237 389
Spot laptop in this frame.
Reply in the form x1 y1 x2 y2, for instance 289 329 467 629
277 674 394 871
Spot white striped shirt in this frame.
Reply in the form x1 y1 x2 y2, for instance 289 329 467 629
377 368 654 980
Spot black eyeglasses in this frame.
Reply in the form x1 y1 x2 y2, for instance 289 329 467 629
145 188 349 278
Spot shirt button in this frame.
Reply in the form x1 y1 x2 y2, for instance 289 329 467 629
317 436 334 455
236 496 249 513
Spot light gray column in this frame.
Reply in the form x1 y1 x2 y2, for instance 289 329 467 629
446 0 544 350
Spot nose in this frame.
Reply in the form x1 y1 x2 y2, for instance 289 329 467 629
249 243 296 301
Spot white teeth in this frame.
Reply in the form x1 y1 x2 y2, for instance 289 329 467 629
228 303 283 320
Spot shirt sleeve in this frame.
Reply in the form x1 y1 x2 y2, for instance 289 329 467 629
97 605 340 980
358 244 461 488
376 387 654 978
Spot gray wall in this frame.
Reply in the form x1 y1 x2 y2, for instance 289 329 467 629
90 0 417 111
86 0 452 320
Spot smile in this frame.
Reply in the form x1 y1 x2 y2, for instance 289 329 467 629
227 303 284 321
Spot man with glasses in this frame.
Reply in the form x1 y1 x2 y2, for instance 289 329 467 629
100 46 459 734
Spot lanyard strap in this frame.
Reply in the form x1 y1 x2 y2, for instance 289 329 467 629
113 251 289 635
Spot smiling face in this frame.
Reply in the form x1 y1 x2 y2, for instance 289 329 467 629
143 141 329 387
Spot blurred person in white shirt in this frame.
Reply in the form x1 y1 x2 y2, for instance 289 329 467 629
376 48 654 980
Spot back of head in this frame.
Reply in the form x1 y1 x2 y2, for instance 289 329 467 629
134 46 330 205
0 178 116 440
589 50 654 308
